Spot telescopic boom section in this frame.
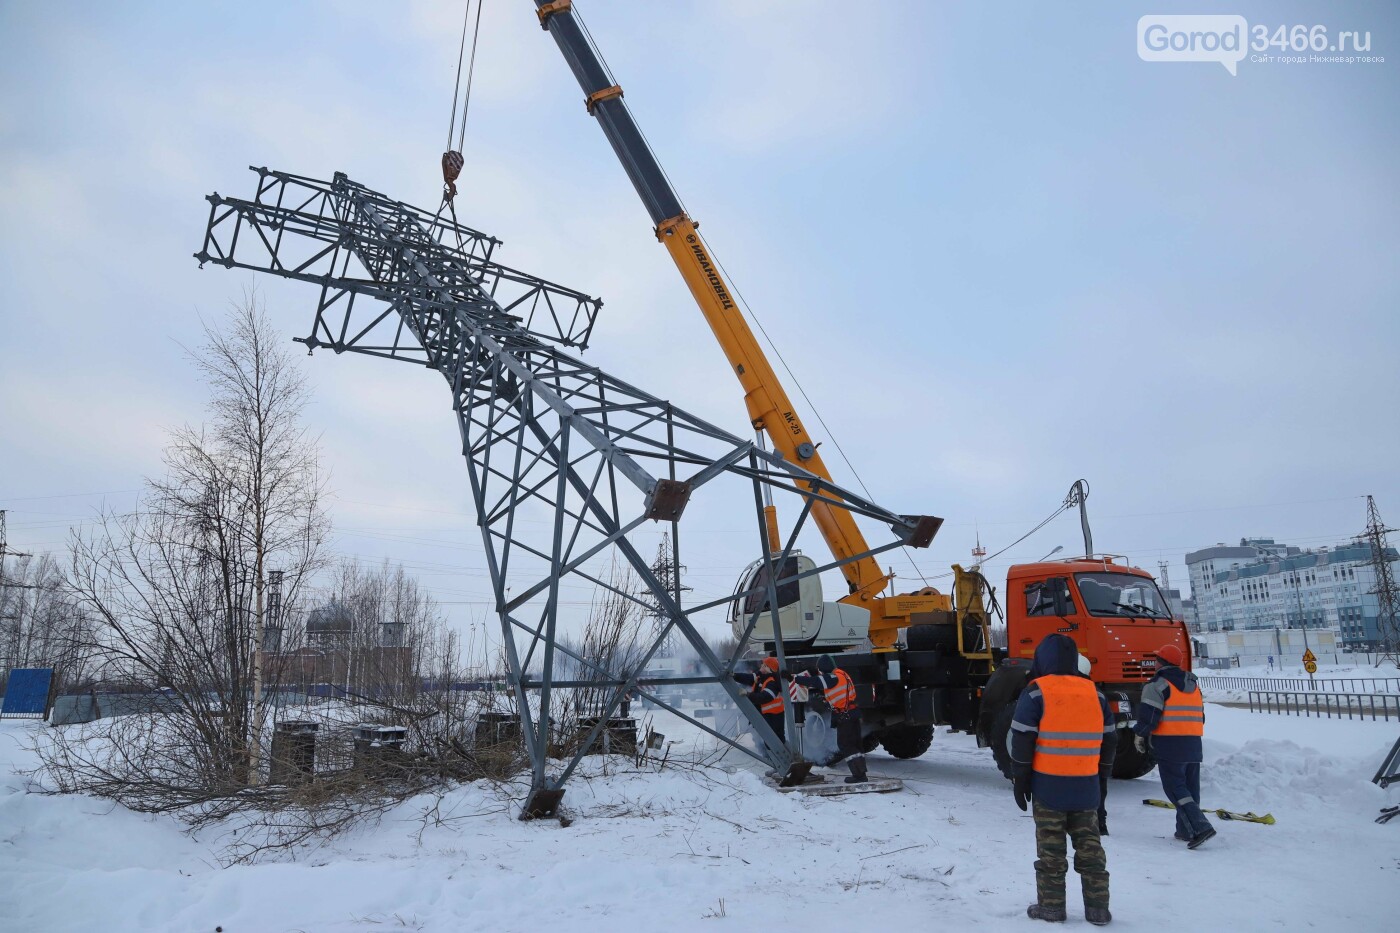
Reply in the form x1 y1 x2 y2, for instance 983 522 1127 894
535 0 891 601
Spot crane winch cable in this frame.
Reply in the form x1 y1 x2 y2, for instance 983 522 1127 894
565 6 928 588
456 0 485 154
711 251 931 587
440 0 485 207
444 3 471 153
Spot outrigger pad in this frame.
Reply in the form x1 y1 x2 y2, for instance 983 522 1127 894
778 760 815 788
520 788 565 820
767 772 904 796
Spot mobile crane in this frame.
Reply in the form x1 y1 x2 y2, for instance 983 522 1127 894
533 0 1183 778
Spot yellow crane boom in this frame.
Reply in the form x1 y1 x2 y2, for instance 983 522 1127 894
535 1 947 645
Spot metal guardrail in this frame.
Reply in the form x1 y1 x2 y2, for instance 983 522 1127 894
1202 675 1400 694
1247 690 1400 721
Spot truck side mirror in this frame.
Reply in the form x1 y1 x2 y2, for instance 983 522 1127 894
1046 577 1070 617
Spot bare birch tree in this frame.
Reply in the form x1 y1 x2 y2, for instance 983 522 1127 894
51 292 327 788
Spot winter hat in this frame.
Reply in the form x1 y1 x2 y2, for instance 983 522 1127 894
760 657 779 673
817 654 835 674
1153 644 1184 668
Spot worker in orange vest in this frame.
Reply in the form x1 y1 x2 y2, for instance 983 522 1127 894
793 655 867 784
1008 633 1116 925
734 656 785 742
1133 643 1214 848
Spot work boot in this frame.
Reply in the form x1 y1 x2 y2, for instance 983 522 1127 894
1187 826 1216 850
844 756 868 784
1085 906 1112 926
1026 904 1067 922
1173 831 1191 842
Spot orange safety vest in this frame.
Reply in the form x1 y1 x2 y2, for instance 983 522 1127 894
1031 674 1104 777
824 669 857 713
1153 682 1205 737
757 675 784 715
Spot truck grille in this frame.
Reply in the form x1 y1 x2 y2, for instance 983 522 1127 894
1115 656 1157 682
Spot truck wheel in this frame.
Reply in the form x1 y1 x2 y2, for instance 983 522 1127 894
1111 731 1156 779
989 702 1016 779
862 732 882 754
879 723 934 759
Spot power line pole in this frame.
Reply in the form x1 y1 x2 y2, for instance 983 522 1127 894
0 509 35 591
1362 495 1400 668
647 534 690 659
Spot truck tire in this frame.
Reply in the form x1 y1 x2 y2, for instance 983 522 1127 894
861 731 882 754
1110 730 1156 779
879 723 934 759
989 702 1016 779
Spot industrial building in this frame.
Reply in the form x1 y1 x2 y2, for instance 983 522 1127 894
1185 537 1399 649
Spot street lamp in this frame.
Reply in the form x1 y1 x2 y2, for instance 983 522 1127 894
1038 545 1064 561
1292 571 1311 654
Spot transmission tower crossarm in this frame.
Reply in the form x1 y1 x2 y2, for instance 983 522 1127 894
533 2 940 605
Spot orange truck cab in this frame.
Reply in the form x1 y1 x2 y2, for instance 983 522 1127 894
981 556 1191 779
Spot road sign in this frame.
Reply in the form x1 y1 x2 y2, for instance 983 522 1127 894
1304 660 1318 675
1302 648 1317 664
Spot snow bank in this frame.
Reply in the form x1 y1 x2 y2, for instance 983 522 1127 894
2 701 1396 932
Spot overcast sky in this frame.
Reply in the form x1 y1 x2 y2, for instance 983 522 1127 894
2 1 1396 649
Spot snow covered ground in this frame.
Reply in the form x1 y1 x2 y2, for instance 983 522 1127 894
1 702 1396 932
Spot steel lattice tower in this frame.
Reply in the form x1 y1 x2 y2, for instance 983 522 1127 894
1362 496 1400 668
196 168 939 814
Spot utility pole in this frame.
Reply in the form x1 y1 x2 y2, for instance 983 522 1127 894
0 510 35 592
1157 560 1174 616
1292 568 1311 654
1066 480 1092 558
647 534 690 659
1362 496 1400 668
0 510 33 564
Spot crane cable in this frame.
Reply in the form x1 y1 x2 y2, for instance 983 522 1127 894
440 0 485 206
711 253 930 587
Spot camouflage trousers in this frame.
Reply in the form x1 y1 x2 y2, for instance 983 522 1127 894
1032 801 1109 910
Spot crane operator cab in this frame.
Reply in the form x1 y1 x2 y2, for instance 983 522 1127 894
729 552 872 650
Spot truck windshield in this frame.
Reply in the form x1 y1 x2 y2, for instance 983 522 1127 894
1074 572 1171 618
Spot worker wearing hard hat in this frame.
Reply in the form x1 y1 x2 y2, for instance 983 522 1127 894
1008 633 1116 926
792 655 867 784
1133 644 1214 848
734 656 786 742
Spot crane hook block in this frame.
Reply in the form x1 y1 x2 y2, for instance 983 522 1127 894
901 515 944 549
441 150 464 200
